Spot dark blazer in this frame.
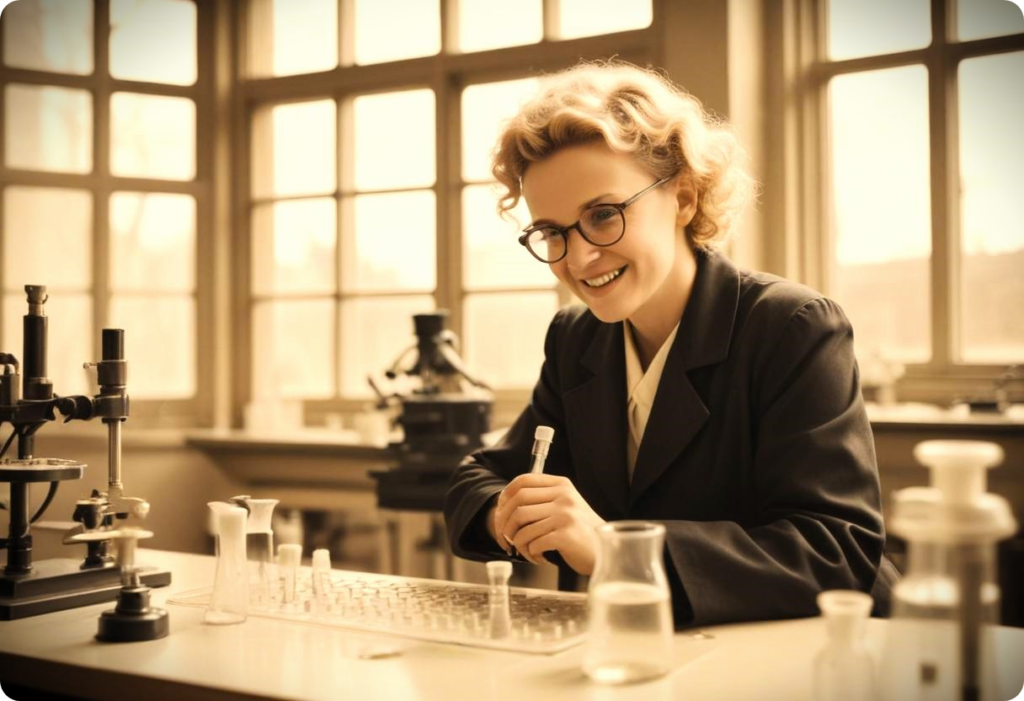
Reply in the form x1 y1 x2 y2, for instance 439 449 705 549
444 249 897 627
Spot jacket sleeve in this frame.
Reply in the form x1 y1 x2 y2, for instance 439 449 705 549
661 297 886 626
444 308 575 561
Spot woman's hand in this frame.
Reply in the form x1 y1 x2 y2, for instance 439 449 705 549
493 474 605 574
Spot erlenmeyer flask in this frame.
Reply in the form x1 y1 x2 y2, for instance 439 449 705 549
583 521 674 684
206 502 248 625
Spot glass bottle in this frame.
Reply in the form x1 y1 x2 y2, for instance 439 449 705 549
880 440 1016 701
205 502 248 625
583 521 674 685
814 590 877 701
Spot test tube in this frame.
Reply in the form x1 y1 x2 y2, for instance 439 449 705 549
486 560 513 639
278 543 302 606
312 548 333 610
505 426 556 555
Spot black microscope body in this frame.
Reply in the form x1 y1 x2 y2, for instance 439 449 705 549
371 311 492 512
0 285 170 620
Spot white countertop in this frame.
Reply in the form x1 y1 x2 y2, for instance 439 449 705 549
0 550 1022 701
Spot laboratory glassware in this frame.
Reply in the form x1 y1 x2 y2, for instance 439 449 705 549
486 560 513 638
584 521 674 684
205 502 248 625
813 590 876 701
230 496 278 606
880 440 1017 701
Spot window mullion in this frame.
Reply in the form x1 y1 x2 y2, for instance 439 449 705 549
94 0 112 354
926 0 957 370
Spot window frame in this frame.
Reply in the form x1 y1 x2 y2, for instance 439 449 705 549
0 0 217 427
233 0 663 426
768 0 1024 405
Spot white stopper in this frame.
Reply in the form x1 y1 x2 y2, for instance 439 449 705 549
913 440 1004 505
817 590 872 642
534 425 555 443
312 548 331 571
486 560 513 581
278 542 302 567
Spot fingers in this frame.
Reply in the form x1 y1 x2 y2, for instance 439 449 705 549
510 516 558 565
501 502 554 543
494 485 563 540
503 473 568 501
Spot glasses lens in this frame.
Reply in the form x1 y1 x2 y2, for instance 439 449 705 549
580 206 625 245
526 228 566 262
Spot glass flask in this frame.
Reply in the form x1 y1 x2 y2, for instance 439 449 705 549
879 440 1016 701
813 590 877 701
583 521 674 685
205 502 249 625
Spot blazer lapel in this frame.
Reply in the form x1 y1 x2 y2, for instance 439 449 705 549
562 321 630 519
628 251 742 508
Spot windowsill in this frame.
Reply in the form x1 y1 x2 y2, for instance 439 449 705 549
184 428 398 458
866 401 1024 432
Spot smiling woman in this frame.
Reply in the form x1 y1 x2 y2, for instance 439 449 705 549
444 60 899 628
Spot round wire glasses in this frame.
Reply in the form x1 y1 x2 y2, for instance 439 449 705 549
518 174 675 263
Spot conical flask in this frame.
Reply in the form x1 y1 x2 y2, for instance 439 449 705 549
583 521 674 684
205 502 248 625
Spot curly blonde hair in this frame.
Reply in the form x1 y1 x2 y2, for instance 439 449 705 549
492 61 755 249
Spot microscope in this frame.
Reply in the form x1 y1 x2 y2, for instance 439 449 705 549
0 285 170 620
370 310 492 511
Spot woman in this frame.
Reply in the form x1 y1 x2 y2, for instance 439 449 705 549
443 61 897 627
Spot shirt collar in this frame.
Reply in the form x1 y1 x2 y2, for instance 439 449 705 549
624 320 680 405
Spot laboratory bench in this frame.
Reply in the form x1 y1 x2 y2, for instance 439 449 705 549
0 549 1023 701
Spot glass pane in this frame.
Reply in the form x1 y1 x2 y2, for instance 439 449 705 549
958 0 1024 41
108 295 195 398
339 295 435 397
3 0 93 74
556 0 652 40
247 0 338 77
251 199 336 296
461 78 539 182
353 90 435 190
110 192 195 293
464 292 558 388
110 0 197 86
345 192 436 293
3 293 92 396
353 0 439 65
958 52 1024 363
252 100 336 198
827 0 931 60
110 92 195 180
457 0 542 53
463 184 554 290
3 187 91 291
5 84 92 173
829 67 931 363
252 299 334 399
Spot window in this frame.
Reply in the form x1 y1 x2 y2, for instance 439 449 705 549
815 0 1023 395
0 0 208 418
243 0 656 416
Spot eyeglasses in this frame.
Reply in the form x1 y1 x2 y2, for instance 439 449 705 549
518 174 675 264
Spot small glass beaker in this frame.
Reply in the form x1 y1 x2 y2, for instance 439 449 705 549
206 502 248 625
583 521 674 685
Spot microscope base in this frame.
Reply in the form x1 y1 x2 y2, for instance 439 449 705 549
0 558 171 620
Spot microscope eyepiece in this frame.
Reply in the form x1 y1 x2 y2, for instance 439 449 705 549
102 329 125 362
